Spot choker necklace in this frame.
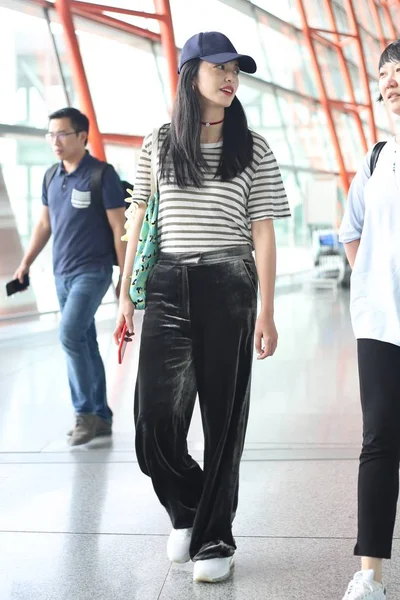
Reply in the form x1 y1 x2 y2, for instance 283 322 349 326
201 118 224 127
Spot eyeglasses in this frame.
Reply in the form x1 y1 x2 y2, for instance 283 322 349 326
45 131 81 142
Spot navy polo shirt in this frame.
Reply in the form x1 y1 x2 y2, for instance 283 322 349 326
42 152 126 276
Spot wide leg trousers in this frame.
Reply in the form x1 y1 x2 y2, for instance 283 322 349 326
134 246 257 560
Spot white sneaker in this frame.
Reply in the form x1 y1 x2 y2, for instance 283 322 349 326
193 556 234 583
166 528 192 563
342 570 386 599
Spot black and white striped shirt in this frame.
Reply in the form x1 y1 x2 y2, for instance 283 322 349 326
132 125 290 252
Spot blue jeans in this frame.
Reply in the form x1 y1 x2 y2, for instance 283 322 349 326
55 269 113 422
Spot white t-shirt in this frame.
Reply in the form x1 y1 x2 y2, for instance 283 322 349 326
132 125 291 252
339 136 400 346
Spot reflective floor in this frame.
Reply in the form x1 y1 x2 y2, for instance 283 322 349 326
1 288 400 599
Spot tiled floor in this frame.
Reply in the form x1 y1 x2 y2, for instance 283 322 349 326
1 288 398 599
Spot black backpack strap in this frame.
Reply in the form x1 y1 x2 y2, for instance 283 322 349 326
90 162 119 266
90 162 108 207
369 141 387 175
44 163 59 191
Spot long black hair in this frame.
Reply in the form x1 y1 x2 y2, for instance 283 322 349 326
159 58 253 188
377 40 400 102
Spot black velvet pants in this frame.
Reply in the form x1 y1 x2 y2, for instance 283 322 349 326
134 245 257 561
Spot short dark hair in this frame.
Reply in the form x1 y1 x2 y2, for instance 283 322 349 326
48 107 89 142
377 40 400 102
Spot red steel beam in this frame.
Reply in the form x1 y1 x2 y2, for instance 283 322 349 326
310 27 357 38
380 0 397 39
102 133 144 147
344 0 377 144
309 30 344 49
330 100 370 111
71 2 166 21
295 0 350 192
54 0 106 160
72 7 161 41
153 0 178 104
369 0 388 51
34 0 176 157
28 0 53 6
323 0 368 153
28 0 161 40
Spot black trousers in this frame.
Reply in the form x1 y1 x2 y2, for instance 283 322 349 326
355 338 400 559
134 246 257 561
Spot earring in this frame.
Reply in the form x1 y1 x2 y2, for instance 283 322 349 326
192 84 196 92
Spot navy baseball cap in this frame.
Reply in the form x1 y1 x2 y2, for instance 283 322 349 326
178 32 257 74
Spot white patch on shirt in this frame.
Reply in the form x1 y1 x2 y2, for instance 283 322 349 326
71 189 91 209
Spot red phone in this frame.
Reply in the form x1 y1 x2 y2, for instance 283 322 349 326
118 322 134 364
118 323 128 364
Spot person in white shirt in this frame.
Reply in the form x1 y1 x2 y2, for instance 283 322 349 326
338 40 400 600
113 32 290 584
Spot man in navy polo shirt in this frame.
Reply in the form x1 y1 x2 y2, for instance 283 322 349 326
14 107 127 446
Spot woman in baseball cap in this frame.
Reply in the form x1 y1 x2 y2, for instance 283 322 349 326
116 31 290 584
178 31 257 75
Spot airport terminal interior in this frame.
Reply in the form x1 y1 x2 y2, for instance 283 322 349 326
1 1 400 599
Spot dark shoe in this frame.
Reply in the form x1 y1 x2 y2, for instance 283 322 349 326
67 415 112 437
69 414 97 446
94 416 112 436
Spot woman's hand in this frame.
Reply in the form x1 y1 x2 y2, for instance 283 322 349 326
113 294 135 345
254 313 278 360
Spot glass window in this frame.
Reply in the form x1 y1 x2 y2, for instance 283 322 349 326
276 93 336 171
256 16 318 96
2 0 398 298
347 62 368 105
332 2 351 34
279 169 303 247
105 144 141 183
0 135 58 316
313 41 348 102
250 0 301 27
0 7 67 129
371 82 393 135
332 110 367 172
76 31 170 135
380 6 394 40
356 2 377 35
170 0 266 79
360 31 381 80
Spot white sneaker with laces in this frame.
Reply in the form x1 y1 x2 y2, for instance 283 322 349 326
193 556 234 583
166 528 192 563
342 570 386 600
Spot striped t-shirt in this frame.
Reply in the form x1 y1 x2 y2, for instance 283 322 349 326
132 125 290 252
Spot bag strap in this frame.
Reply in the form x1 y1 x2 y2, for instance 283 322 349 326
151 128 159 197
44 162 108 202
90 162 108 206
369 141 386 175
44 163 58 191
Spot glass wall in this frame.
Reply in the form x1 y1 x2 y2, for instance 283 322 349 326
0 0 399 318
0 8 68 128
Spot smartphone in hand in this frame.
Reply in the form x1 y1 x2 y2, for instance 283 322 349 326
6 275 30 297
118 322 134 364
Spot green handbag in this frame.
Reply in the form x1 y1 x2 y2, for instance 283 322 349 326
129 129 159 309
